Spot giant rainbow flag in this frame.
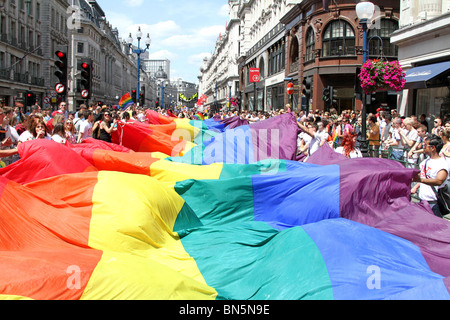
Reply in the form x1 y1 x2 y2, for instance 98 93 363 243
0 112 449 300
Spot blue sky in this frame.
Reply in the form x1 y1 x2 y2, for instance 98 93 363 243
95 0 229 83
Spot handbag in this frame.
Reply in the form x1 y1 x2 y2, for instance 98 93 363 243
435 184 450 216
424 159 450 216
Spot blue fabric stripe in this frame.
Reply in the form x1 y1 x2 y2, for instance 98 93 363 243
202 125 254 165
252 163 340 230
302 219 449 300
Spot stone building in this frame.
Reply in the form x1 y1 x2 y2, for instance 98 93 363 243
391 0 450 119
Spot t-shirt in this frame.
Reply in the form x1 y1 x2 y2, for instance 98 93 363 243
78 120 93 142
403 128 419 151
389 127 404 149
418 157 449 201
52 134 66 144
74 118 84 135
335 146 363 159
18 130 34 143
309 132 324 155
368 124 380 146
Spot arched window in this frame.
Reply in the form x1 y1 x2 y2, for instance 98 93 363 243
258 57 265 79
305 28 315 62
290 36 299 63
322 20 355 57
368 19 399 58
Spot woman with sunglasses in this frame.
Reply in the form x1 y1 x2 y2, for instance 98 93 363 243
97 111 117 143
65 119 77 144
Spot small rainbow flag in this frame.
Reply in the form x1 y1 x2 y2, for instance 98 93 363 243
119 93 134 110
332 126 338 143
196 112 204 121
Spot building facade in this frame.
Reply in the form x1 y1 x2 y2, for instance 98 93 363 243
70 0 138 109
281 0 400 114
198 0 241 112
0 0 60 110
199 0 403 115
391 0 450 119
0 0 139 112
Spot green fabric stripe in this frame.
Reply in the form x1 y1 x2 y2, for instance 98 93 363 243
173 202 203 233
179 222 333 300
219 159 287 179
175 177 255 226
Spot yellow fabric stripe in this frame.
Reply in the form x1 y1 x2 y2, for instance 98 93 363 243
84 171 216 300
150 160 223 187
0 295 33 300
173 118 200 142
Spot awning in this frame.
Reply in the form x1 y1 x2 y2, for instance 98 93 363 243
404 61 450 89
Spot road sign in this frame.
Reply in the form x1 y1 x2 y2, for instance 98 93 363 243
55 83 66 94
250 68 260 83
43 97 50 104
287 82 294 95
81 89 89 99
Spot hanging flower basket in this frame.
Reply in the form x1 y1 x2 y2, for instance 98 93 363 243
359 59 406 94
230 97 238 107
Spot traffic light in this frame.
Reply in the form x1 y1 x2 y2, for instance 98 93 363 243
302 77 312 102
323 86 331 103
139 86 145 105
54 50 68 96
131 89 137 103
330 86 338 105
80 60 92 99
25 91 35 107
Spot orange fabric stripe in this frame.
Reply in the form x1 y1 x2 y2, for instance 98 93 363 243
0 175 102 300
91 149 159 175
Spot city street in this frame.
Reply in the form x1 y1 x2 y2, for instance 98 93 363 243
0 0 449 302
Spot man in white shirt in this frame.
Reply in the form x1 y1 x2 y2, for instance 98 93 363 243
297 121 324 157
412 134 448 218
399 117 419 166
316 122 329 146
77 111 94 143
385 117 404 160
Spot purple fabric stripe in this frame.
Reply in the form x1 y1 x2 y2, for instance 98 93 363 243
307 144 450 280
250 113 300 162
220 116 249 129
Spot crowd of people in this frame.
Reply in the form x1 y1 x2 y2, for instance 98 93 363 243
0 101 148 165
0 101 449 218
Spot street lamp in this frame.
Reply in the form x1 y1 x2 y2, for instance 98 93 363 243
228 81 233 110
356 0 375 157
128 27 151 106
158 80 169 109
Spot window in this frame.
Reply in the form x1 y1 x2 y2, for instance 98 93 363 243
268 40 285 76
258 57 265 79
322 20 355 57
305 28 315 62
77 42 84 54
36 3 40 21
290 36 299 63
368 19 398 58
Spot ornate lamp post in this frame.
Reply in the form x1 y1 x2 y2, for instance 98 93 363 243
356 0 375 157
127 27 151 106
158 80 169 109
228 81 233 110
